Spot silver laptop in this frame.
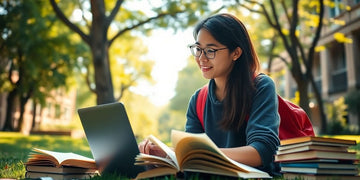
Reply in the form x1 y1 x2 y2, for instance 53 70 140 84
77 102 145 178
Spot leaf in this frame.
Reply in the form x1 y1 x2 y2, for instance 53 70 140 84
333 32 353 43
315 45 326 52
281 28 289 36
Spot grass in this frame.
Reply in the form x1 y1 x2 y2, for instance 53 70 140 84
0 132 92 179
0 132 359 179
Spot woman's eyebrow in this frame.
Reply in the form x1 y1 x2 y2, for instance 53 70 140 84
195 42 219 47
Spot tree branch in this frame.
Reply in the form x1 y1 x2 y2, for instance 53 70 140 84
77 0 91 29
289 0 306 70
49 0 90 44
106 0 124 28
115 76 137 101
109 11 184 45
274 54 290 68
280 0 291 23
84 64 96 93
267 35 279 74
307 0 324 75
269 0 292 55
244 0 276 27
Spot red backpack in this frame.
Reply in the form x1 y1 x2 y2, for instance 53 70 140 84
196 85 315 140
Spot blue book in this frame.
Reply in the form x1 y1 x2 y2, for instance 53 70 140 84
280 162 357 169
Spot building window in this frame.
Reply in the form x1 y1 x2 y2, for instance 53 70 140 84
311 54 322 95
329 0 345 18
329 42 347 94
55 104 61 119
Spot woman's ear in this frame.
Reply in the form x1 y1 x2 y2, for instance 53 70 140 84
232 47 242 61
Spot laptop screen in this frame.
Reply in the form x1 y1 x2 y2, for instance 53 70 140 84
78 102 145 178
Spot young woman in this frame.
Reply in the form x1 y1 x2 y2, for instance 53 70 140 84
139 13 280 176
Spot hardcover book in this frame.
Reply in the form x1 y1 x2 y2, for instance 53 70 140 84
283 173 360 180
280 166 359 175
275 150 357 162
25 171 97 180
279 136 356 146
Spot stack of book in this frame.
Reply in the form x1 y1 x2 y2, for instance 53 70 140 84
275 136 359 180
25 148 99 180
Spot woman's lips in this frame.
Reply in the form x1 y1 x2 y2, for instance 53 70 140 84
201 66 212 72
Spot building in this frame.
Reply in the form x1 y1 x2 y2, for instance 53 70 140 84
0 86 77 135
271 0 360 133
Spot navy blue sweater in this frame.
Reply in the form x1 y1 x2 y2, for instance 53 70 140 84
185 75 280 175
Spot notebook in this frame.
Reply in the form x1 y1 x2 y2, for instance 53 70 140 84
77 102 145 178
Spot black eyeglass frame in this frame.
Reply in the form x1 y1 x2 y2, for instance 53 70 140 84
188 44 228 59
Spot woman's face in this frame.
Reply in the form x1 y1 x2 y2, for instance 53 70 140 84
195 28 240 82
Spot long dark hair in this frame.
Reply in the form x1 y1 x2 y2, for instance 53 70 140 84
193 13 260 131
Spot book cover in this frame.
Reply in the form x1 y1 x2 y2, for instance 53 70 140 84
278 141 351 151
276 144 349 155
280 136 356 146
280 162 357 170
25 171 98 180
26 148 97 172
283 173 360 180
134 130 271 179
275 150 357 162
280 166 359 175
26 165 99 174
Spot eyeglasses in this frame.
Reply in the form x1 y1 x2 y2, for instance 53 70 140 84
188 44 227 59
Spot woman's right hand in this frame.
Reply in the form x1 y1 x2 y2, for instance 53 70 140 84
138 139 167 158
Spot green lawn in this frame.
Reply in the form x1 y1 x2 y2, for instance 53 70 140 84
0 132 92 179
0 132 359 179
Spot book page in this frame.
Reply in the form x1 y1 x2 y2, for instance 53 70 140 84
171 130 270 175
31 148 95 168
135 153 177 169
147 135 179 170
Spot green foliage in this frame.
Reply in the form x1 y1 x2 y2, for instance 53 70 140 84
158 57 208 141
325 97 355 135
170 58 208 112
0 0 86 106
345 90 360 114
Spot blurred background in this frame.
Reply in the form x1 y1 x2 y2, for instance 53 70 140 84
1 0 360 144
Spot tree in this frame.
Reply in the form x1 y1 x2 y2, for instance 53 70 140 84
49 0 214 105
233 0 328 133
0 0 85 131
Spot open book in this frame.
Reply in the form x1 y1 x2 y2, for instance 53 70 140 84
26 148 98 174
135 130 271 179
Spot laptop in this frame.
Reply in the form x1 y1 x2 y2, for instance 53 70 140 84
77 102 145 178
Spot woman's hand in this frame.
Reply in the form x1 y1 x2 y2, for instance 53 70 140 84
138 139 167 158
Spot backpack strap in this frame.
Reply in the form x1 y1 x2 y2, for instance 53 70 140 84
196 85 208 129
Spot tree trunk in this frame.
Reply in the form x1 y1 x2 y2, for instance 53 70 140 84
32 101 37 129
309 73 327 133
3 89 17 131
16 95 28 132
90 1 115 104
297 78 311 116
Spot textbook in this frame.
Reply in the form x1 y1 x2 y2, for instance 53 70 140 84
25 171 97 180
26 148 98 171
277 141 350 151
274 150 357 162
135 130 271 179
280 166 359 175
276 144 348 155
26 165 98 174
283 173 360 180
280 162 358 170
279 136 357 146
